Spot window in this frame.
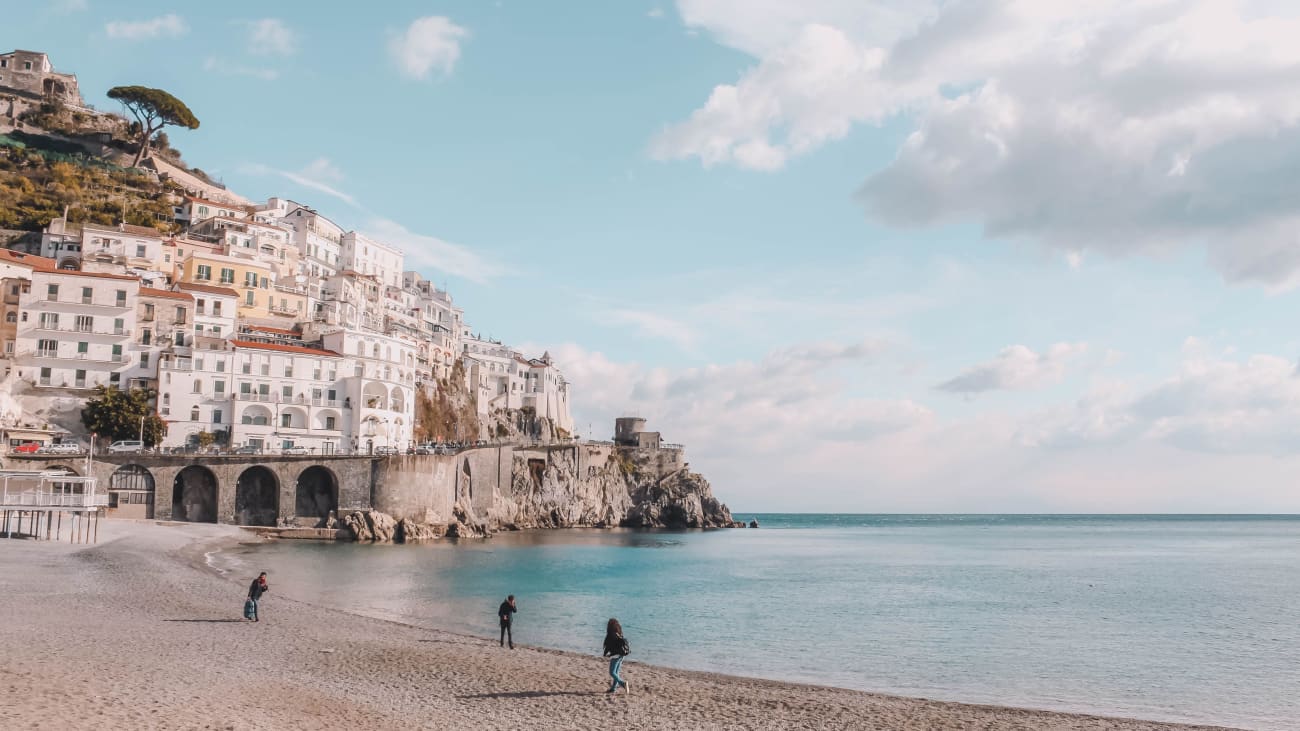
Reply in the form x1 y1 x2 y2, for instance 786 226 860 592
46 284 59 301
212 301 222 316
175 306 186 324
216 359 225 373
281 413 292 428
245 291 254 306
245 272 258 287
23 61 32 71
260 363 269 376
214 380 225 394
281 385 292 399
210 326 221 336
212 409 223 425
39 367 51 385
239 382 251 394
197 265 212 281
74 369 86 388
115 290 126 307
284 365 293 378
111 344 123 362
136 245 147 258
220 268 234 284
198 206 209 216
140 328 151 345
37 338 56 356
109 373 120 385
140 353 149 368
75 315 92 333
2 341 9 355
196 299 205 315
81 287 92 304
191 406 200 422
77 341 88 355
193 380 202 393
113 318 124 335
242 362 251 375
3 312 14 323
325 416 336 430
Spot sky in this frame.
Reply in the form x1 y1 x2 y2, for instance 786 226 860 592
9 1 1300 512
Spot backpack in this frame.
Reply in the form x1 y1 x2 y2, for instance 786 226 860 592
619 636 630 656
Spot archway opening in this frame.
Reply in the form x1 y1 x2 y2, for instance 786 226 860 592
235 466 279 526
172 466 218 523
461 459 472 502
110 464 155 519
296 466 337 526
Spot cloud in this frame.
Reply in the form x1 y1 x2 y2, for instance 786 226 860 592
105 14 187 40
937 342 1088 395
594 309 699 350
246 18 297 57
240 158 358 207
203 57 279 82
658 1 1300 287
389 16 469 80
365 218 506 285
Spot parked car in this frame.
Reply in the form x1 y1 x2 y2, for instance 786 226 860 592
375 446 400 456
414 445 434 455
107 440 144 454
12 442 41 454
281 445 310 455
233 444 262 455
39 442 82 455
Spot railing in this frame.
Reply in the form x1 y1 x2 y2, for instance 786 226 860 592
0 490 108 509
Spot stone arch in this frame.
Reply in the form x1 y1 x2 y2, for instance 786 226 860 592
296 466 338 526
312 408 342 430
172 465 218 523
57 257 80 271
362 381 386 409
241 404 272 425
280 406 308 429
390 387 406 412
110 464 155 518
235 466 279 526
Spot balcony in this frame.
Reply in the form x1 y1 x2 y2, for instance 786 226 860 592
36 348 57 359
235 392 276 402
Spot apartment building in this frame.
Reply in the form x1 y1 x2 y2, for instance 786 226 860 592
178 250 275 320
131 287 194 392
318 328 416 451
13 269 140 391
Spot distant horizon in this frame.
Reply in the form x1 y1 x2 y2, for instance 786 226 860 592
9 2 1300 512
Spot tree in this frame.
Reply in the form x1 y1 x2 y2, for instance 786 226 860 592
81 385 165 447
106 86 200 168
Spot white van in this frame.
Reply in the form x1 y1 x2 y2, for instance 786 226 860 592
107 440 144 453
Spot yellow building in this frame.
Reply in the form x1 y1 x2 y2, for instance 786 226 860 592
177 251 274 320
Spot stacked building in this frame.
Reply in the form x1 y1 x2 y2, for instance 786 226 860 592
0 195 573 454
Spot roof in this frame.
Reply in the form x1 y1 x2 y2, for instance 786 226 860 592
230 340 341 357
39 269 140 282
81 222 163 238
185 195 249 211
175 282 239 297
0 250 57 272
139 287 193 301
245 325 299 336
209 215 285 232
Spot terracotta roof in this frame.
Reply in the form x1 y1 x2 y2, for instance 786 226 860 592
175 282 239 297
245 325 299 336
81 222 163 238
185 195 249 211
230 340 341 357
139 287 193 301
0 250 57 272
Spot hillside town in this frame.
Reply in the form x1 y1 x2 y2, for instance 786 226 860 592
0 51 574 456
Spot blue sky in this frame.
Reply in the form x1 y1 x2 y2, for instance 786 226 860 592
11 1 1300 511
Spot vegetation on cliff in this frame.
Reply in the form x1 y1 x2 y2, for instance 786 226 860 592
106 86 200 167
0 144 178 231
414 361 480 441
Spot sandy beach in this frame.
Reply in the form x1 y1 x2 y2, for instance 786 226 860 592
0 522 1240 731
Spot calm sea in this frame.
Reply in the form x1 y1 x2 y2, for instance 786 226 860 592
213 515 1300 729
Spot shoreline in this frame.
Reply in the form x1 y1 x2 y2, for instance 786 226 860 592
0 521 1244 731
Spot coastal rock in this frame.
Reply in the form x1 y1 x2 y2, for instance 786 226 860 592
396 518 444 543
749 520 759 529
342 510 398 543
624 469 735 529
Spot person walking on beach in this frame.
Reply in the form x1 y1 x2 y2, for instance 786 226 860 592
602 618 630 694
498 595 517 649
245 572 269 622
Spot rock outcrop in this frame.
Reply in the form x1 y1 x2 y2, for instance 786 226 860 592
341 510 396 542
624 469 736 529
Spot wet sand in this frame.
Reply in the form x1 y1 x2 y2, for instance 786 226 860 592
0 521 1241 730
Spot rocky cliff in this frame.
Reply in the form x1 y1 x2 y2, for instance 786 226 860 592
350 443 739 542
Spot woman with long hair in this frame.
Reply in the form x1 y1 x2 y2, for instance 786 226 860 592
602 618 630 693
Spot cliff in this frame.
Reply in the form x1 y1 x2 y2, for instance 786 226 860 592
363 443 739 541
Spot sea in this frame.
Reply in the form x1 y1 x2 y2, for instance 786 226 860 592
212 514 1300 730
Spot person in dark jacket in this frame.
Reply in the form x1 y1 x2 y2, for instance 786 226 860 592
498 595 517 648
245 572 269 622
602 617 630 693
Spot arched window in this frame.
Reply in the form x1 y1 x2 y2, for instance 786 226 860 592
190 406 200 421
4 312 14 323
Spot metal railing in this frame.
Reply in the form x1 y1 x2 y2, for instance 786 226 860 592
0 490 108 509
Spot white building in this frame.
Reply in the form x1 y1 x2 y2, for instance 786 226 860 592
341 231 403 289
14 269 140 392
319 328 416 452
160 340 347 453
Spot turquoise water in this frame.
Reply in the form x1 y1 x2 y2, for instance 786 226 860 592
216 515 1300 729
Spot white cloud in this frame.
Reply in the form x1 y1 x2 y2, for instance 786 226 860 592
202 57 279 82
240 158 357 207
937 343 1088 395
365 218 506 285
390 16 469 80
105 14 187 40
246 18 297 57
659 1 1300 287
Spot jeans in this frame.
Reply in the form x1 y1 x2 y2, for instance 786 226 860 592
500 623 513 648
608 655 626 691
